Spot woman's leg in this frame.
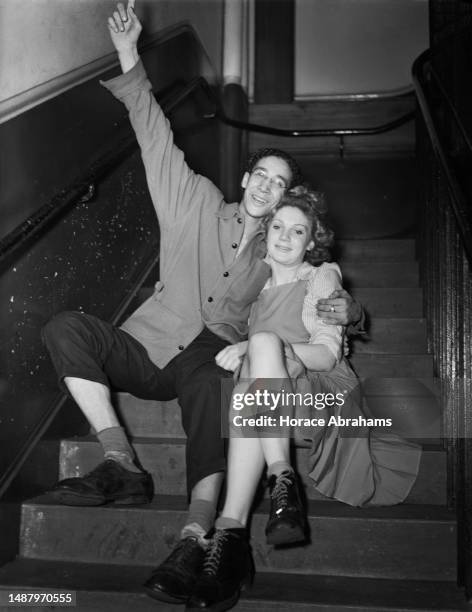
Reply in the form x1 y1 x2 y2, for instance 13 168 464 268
219 332 292 525
240 332 306 546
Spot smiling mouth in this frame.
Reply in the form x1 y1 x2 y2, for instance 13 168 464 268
275 245 291 252
251 194 269 205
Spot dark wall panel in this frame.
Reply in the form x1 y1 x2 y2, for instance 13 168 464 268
254 0 294 103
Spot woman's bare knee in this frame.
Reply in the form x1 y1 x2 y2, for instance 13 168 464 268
247 331 282 357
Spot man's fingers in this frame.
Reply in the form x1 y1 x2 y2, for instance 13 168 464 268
108 16 119 33
128 0 136 10
319 316 341 325
117 2 128 21
317 303 345 313
317 299 348 312
113 10 125 31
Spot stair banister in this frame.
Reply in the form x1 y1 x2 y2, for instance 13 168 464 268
412 32 472 600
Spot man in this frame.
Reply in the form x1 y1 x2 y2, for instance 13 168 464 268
42 0 361 606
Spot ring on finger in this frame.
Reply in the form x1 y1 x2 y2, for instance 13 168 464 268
330 306 335 313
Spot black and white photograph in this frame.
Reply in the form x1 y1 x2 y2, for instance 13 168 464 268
0 0 471 610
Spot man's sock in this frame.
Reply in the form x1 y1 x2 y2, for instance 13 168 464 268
267 460 293 479
214 515 245 530
180 499 217 543
96 426 142 473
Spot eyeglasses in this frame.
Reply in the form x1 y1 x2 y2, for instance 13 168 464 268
251 169 287 191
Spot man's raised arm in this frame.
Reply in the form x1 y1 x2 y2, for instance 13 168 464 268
103 1 219 227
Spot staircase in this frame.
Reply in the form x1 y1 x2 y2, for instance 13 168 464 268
0 146 468 610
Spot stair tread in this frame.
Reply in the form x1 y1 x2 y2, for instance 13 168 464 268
25 494 455 522
63 434 446 448
0 559 467 611
336 238 416 262
18 497 456 580
56 436 446 506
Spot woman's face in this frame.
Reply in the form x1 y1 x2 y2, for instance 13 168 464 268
267 205 314 267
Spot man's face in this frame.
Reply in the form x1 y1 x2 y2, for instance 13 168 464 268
240 156 292 218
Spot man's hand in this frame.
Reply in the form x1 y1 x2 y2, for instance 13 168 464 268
107 1 142 72
317 289 362 326
215 342 248 372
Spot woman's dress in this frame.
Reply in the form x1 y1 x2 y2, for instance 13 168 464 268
239 262 421 507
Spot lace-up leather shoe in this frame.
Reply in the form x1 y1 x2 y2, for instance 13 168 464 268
48 459 154 506
186 528 253 612
144 537 205 604
265 470 307 546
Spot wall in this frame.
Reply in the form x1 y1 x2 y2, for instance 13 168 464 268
295 0 429 98
0 0 223 239
0 0 223 114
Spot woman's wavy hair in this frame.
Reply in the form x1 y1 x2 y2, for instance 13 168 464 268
265 185 334 266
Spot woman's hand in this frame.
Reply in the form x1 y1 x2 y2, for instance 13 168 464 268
107 1 142 72
215 342 248 372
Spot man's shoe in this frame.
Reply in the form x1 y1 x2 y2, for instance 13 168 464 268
186 528 253 612
265 470 307 546
144 536 205 604
47 459 154 506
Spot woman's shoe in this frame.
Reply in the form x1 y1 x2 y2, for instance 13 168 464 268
265 470 307 546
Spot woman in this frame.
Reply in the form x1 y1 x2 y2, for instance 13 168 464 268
187 186 421 612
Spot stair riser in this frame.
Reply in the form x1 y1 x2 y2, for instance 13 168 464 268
354 319 427 354
58 440 445 505
341 263 419 288
336 240 416 262
19 504 455 581
349 354 433 379
350 288 423 318
0 559 465 612
114 394 440 440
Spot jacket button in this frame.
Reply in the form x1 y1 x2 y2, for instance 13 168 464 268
178 345 184 351
223 271 229 277
208 296 213 302
232 243 238 249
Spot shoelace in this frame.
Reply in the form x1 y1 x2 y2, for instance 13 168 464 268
271 473 292 513
202 530 228 576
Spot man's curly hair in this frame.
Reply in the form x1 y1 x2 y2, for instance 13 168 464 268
246 148 303 188
265 184 334 266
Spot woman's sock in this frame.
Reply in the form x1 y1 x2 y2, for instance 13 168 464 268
267 460 293 478
215 516 245 530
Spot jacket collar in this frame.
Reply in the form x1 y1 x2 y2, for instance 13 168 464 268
215 202 240 220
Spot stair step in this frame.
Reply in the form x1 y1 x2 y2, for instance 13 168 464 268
19 496 455 581
114 383 441 441
350 288 423 318
341 262 419 288
57 438 446 505
349 354 433 378
0 559 467 611
336 239 416 262
354 318 427 354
